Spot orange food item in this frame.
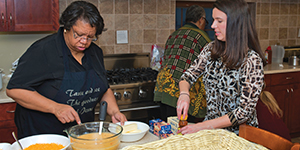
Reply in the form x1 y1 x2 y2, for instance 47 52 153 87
24 143 64 150
71 132 120 150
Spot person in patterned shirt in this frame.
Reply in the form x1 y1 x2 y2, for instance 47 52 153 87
154 5 211 123
177 0 266 135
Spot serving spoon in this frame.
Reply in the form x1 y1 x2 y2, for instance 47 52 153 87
12 131 24 150
98 101 107 134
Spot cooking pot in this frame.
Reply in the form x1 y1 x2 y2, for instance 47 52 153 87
288 56 299 66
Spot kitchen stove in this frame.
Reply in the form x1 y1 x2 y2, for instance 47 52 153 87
95 53 160 123
106 67 158 85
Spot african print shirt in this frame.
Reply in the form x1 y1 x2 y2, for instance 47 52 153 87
154 23 211 118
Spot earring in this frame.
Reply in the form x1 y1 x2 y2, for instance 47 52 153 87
64 29 67 33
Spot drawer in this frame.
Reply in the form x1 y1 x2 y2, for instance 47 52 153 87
0 103 16 121
269 72 300 86
0 119 16 128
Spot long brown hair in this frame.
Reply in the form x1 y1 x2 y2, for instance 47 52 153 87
211 0 266 69
260 84 283 118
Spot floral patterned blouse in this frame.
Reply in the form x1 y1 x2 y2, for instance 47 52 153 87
181 42 264 134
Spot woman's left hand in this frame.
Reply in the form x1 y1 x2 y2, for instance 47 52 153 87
111 112 127 125
177 122 214 135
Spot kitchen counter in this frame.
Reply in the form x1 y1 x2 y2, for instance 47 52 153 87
118 131 160 149
1 63 300 104
65 132 160 150
264 63 300 74
0 75 14 104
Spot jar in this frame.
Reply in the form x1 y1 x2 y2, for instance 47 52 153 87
288 56 299 66
178 115 188 135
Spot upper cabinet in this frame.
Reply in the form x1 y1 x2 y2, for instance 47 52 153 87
0 0 59 32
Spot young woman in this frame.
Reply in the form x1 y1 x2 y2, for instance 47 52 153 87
176 0 266 135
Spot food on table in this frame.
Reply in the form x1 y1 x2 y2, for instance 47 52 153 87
24 143 64 150
123 123 142 134
178 115 188 135
71 132 120 150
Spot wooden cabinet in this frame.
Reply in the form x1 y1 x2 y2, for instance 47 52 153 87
0 102 17 144
265 72 300 138
0 0 59 32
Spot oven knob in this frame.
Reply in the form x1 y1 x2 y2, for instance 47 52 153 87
114 92 121 100
123 91 131 99
139 89 147 98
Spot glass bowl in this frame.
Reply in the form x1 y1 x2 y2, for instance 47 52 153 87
65 122 123 150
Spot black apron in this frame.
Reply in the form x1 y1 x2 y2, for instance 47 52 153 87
15 45 107 139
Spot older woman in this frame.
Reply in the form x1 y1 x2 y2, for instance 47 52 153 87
6 1 127 139
177 0 266 135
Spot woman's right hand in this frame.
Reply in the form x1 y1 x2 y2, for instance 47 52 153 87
53 103 81 125
177 93 190 121
177 80 191 120
6 89 82 124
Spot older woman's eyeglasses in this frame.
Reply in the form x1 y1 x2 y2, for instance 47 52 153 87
72 28 97 42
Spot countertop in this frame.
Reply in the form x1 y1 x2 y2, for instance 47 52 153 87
1 63 300 104
0 75 14 103
118 131 159 149
64 132 159 150
264 63 300 74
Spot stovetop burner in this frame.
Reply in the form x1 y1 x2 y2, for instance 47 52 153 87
106 67 158 85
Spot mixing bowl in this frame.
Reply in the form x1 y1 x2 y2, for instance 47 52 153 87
116 121 149 142
0 143 11 150
65 122 123 150
11 134 70 150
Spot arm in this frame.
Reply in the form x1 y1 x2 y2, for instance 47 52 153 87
100 88 127 125
177 80 191 120
232 54 264 124
6 88 81 124
177 80 232 135
177 45 210 120
178 115 232 134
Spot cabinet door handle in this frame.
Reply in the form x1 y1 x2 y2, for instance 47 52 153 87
6 110 15 113
1 13 4 26
9 13 12 25
287 89 289 93
286 77 292 80
290 88 293 92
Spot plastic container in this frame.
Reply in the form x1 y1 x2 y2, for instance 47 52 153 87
65 122 122 150
271 45 285 64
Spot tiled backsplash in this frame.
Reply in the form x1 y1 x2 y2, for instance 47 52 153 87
59 0 175 55
256 0 300 50
59 0 300 54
